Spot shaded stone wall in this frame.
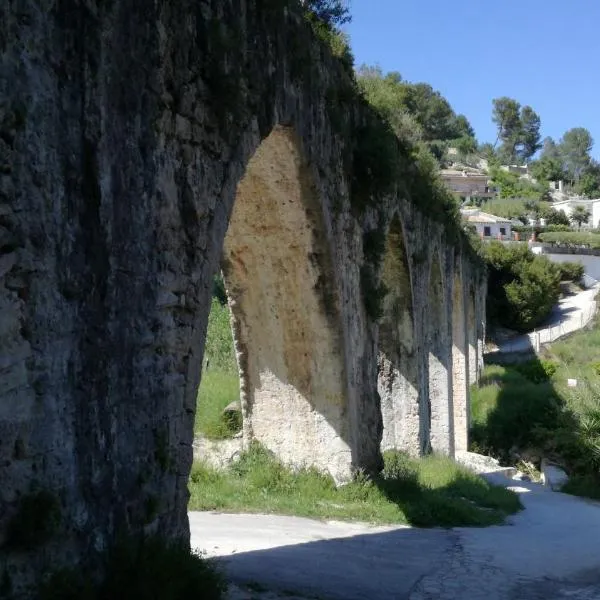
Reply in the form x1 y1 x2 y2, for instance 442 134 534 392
0 0 485 593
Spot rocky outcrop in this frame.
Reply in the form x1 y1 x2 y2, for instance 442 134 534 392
0 0 485 594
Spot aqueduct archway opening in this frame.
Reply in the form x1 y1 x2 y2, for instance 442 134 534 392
201 126 353 482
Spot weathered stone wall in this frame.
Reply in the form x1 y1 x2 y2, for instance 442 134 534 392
0 0 485 593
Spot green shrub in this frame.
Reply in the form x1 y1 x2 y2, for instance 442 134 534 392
539 231 600 249
484 241 561 332
514 359 558 383
590 361 600 376
556 261 585 283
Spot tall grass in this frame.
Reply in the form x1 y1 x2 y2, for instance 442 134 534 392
471 315 600 498
189 444 521 528
196 298 241 439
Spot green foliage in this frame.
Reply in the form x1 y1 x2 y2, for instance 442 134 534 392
355 65 477 152
483 241 561 332
560 127 593 183
575 164 600 198
188 444 521 527
196 371 241 439
6 491 60 551
350 110 401 211
304 0 351 27
196 299 240 439
529 155 566 184
308 19 354 74
491 97 541 163
489 167 545 201
470 364 563 461
556 261 585 283
212 274 227 305
539 231 600 249
38 537 225 600
360 266 388 321
570 205 591 230
204 298 237 372
513 359 558 383
472 318 600 500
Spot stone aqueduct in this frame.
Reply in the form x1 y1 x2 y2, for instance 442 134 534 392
0 0 485 591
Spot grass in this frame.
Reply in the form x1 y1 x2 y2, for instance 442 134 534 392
195 371 240 439
188 444 521 528
196 297 241 440
471 313 600 499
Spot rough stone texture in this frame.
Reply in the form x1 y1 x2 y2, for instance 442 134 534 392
378 218 419 455
0 0 485 592
427 255 454 455
452 268 469 453
222 127 352 480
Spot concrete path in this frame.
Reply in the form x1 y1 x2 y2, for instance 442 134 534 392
190 475 600 599
487 284 599 355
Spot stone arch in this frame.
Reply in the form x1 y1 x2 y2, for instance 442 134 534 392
427 255 454 455
452 267 469 453
219 126 352 482
377 217 419 455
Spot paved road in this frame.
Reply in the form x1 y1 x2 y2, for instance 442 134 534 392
190 474 600 599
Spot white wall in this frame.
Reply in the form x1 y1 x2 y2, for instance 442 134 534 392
473 222 512 239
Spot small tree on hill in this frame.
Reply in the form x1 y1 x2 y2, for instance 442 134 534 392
303 0 351 28
570 205 591 230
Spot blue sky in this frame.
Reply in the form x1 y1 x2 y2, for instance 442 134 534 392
345 0 600 158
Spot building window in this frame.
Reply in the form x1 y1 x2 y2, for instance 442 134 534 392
484 226 491 237
500 227 506 236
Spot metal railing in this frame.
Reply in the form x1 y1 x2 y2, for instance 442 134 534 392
494 300 598 355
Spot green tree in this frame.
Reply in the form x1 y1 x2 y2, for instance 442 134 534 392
454 135 478 159
570 205 591 230
492 97 521 151
560 127 593 183
484 242 561 332
492 98 541 164
454 114 476 139
518 106 542 160
356 65 476 158
541 207 570 226
529 155 565 183
541 136 561 160
304 0 351 27
574 161 600 198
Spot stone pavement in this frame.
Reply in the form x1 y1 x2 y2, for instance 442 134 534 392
190 474 600 600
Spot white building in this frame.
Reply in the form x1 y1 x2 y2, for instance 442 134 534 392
460 208 513 240
552 198 600 229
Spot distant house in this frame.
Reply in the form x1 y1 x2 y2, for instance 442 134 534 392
440 168 496 204
552 198 600 229
460 208 513 240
